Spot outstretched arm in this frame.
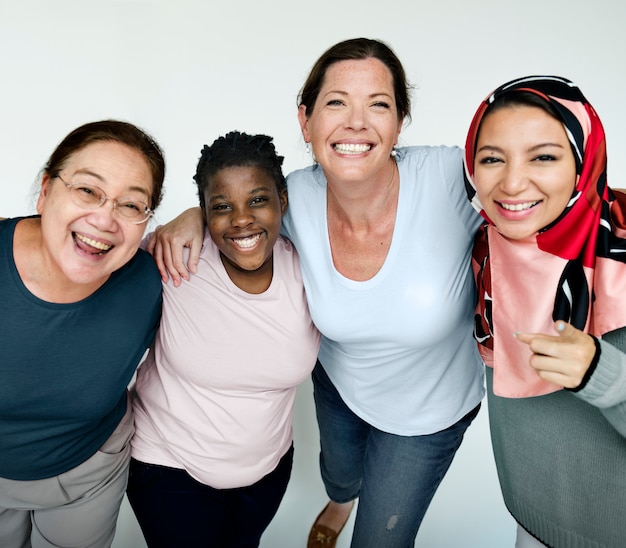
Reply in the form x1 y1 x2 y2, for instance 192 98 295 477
147 207 205 286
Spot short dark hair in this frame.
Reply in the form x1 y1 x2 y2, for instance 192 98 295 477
194 131 286 209
298 37 412 123
44 120 165 210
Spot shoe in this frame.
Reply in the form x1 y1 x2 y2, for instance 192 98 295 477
307 502 352 548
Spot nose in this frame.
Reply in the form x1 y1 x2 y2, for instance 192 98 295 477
88 198 119 230
500 162 530 195
231 206 254 228
346 104 367 131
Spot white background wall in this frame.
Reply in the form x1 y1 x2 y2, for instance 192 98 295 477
1 1 624 546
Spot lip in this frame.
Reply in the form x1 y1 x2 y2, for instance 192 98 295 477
332 141 373 155
73 231 115 256
494 199 541 220
227 231 265 250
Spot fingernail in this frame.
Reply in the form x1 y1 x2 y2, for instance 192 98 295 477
557 322 565 332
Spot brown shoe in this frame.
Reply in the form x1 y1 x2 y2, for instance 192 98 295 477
307 502 352 548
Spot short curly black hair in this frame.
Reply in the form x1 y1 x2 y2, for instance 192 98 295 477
194 131 286 209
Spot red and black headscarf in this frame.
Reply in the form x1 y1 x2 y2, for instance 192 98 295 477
463 75 626 397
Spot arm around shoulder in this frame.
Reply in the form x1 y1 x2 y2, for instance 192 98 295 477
148 207 205 285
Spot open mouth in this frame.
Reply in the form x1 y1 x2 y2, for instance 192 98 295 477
498 200 540 212
74 233 113 255
333 143 372 154
231 233 262 249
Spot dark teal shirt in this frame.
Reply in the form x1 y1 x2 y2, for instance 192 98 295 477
0 217 162 480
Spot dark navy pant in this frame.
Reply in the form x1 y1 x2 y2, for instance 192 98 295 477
127 445 293 548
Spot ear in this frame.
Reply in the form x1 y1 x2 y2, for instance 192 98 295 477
297 104 310 143
279 188 288 216
36 174 53 215
394 118 403 144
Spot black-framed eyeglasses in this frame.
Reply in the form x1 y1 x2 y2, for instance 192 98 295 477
55 175 154 224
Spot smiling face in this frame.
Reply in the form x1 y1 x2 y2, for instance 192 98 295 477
204 165 288 293
36 140 153 290
473 104 577 240
297 58 403 185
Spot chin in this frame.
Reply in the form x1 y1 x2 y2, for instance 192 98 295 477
497 227 536 241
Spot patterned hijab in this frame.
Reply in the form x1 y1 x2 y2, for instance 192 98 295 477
463 75 626 397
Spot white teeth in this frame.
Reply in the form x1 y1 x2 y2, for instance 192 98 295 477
500 201 539 211
232 234 261 248
334 143 371 154
75 233 112 251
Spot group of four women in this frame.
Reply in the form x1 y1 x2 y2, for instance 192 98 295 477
1 37 624 548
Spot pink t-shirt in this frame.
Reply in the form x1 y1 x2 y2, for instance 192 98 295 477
131 233 320 489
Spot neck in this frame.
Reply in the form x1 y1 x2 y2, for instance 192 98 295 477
14 219 108 303
326 158 398 228
220 252 274 294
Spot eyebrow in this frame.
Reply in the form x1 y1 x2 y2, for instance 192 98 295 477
322 90 393 100
476 142 566 154
72 168 150 196
209 186 274 202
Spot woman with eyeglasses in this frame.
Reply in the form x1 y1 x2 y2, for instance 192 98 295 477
0 120 165 548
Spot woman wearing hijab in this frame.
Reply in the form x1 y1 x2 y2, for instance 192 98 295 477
464 75 626 547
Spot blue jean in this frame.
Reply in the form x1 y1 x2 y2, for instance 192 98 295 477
126 445 293 548
312 361 480 548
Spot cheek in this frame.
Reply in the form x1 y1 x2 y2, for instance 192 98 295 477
206 218 225 244
550 170 576 206
266 207 284 232
37 184 63 216
552 188 574 217
472 173 490 200
122 225 148 250
308 115 331 140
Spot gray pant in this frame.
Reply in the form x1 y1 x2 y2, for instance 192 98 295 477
0 393 134 548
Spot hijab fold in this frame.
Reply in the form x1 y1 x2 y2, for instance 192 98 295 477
463 76 626 398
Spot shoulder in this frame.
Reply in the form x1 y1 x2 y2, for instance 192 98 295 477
1 216 27 234
0 218 15 240
397 145 480 232
274 235 301 269
286 164 325 192
130 247 160 271
397 145 464 190
283 167 325 239
275 234 295 252
396 145 464 190
397 145 463 168
272 236 304 282
114 249 162 293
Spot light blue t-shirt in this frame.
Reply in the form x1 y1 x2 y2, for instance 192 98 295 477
283 146 485 435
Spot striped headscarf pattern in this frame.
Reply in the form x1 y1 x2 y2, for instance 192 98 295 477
463 75 626 397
